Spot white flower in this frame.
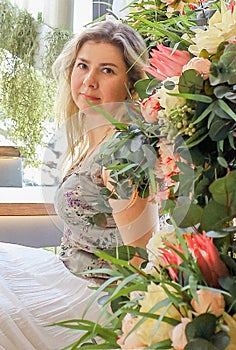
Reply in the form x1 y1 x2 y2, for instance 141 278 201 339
153 76 186 114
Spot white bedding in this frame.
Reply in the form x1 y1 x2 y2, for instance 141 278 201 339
0 242 102 350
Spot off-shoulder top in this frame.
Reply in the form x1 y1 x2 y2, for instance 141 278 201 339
54 149 123 280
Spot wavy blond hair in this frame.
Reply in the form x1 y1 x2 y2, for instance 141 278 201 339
52 20 148 171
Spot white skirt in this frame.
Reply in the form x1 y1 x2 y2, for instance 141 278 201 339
0 242 103 350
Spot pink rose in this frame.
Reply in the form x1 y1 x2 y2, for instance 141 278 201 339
182 57 211 80
170 317 191 350
141 96 161 123
191 289 225 317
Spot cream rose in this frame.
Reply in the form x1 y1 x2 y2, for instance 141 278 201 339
136 283 185 346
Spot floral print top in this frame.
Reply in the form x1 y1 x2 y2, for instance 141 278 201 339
54 150 123 281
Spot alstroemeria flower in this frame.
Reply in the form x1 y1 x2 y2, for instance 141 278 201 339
170 317 191 350
141 96 161 123
155 140 181 186
182 57 212 80
191 289 225 317
189 2 236 55
144 44 190 81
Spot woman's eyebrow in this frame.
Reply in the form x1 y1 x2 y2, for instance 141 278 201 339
76 57 119 68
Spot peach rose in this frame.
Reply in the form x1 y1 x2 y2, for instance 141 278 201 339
141 96 161 123
170 317 191 350
117 313 145 349
191 289 225 317
182 57 212 80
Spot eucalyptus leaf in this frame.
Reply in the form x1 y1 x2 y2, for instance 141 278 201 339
185 339 218 350
209 119 230 141
186 313 217 341
209 170 236 209
172 203 202 227
179 69 204 94
211 331 230 350
200 200 229 232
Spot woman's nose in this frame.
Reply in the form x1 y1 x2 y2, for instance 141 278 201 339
83 70 98 88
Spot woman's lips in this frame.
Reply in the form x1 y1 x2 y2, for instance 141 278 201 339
80 93 100 101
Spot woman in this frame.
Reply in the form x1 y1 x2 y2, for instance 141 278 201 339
0 20 159 350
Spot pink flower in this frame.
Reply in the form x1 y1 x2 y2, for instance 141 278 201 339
182 57 212 80
159 244 184 281
117 314 145 349
191 289 225 317
140 96 161 123
159 233 229 286
170 317 191 350
144 44 190 81
155 140 181 186
185 233 229 287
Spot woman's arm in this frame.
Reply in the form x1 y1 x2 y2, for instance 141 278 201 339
109 192 159 249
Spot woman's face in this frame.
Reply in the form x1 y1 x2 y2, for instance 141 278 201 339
71 40 129 111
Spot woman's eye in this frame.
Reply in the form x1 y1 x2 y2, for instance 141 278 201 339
78 63 87 69
103 67 114 74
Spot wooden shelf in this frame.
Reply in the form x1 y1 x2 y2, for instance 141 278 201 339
0 203 56 216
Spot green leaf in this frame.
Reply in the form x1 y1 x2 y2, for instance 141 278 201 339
200 200 229 232
185 339 218 350
178 69 204 94
189 275 198 301
217 156 228 168
193 102 215 124
172 203 202 228
169 92 212 103
185 313 217 341
217 99 236 121
211 331 230 350
209 170 236 209
209 118 229 141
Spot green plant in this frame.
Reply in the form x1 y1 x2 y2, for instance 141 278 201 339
0 0 71 167
43 28 72 78
0 0 38 65
0 50 56 167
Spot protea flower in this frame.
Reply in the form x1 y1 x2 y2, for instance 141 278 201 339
160 233 229 287
144 44 191 81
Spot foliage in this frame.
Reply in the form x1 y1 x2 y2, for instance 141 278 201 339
0 50 56 166
0 0 70 166
42 28 72 78
0 0 38 65
95 103 160 199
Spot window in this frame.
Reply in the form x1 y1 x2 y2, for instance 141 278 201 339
93 0 113 20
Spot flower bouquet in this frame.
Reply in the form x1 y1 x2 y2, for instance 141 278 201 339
56 1 236 349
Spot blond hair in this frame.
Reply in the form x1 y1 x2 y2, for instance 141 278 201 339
52 20 148 170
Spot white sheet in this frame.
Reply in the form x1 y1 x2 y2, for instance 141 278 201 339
0 242 102 350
